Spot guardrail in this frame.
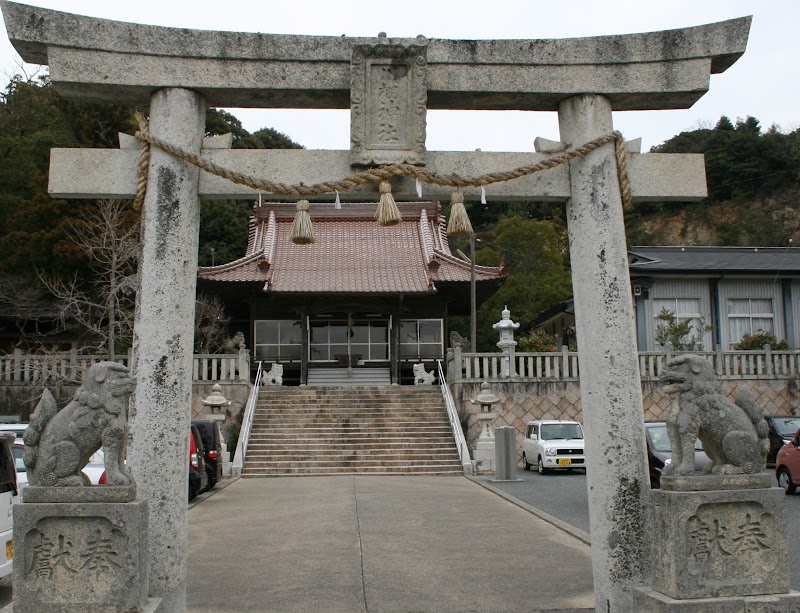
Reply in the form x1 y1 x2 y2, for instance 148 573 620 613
231 360 263 477
0 349 250 384
437 360 473 475
454 346 800 382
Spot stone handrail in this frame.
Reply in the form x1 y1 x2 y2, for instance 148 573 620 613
453 347 800 382
231 360 263 477
0 349 251 384
436 360 472 475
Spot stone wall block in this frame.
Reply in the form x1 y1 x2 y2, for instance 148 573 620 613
456 378 797 461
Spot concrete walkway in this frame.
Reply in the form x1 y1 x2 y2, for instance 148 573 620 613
187 476 594 613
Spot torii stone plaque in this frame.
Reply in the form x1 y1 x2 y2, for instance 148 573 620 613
0 2 751 611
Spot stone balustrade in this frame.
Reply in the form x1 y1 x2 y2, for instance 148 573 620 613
0 349 250 385
449 346 800 383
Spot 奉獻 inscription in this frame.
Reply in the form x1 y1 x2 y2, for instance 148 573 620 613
688 512 770 562
28 525 124 579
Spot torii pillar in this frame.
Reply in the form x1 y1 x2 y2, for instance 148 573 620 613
1 3 751 611
130 87 205 612
559 95 649 609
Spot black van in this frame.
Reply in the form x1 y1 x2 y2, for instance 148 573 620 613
191 420 224 489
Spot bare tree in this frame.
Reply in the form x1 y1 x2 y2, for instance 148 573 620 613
39 200 139 357
194 293 230 354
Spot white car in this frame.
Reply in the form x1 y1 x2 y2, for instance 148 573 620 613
522 420 586 474
0 433 18 579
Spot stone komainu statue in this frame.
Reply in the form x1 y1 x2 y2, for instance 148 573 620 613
449 331 470 350
261 363 283 385
23 361 135 487
660 354 769 476
413 363 435 385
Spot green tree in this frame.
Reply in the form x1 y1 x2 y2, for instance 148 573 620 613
469 216 572 350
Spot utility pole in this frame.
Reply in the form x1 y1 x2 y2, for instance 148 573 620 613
470 234 476 352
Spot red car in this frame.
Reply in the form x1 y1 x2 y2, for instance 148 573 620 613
775 427 800 495
100 430 208 501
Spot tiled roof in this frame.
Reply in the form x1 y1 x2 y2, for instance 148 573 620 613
197 202 505 294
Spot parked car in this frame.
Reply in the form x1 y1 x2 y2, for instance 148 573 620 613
0 423 27 443
189 425 209 501
83 449 106 485
11 442 27 497
192 419 223 489
644 421 710 488
775 427 800 495
100 429 209 502
764 415 800 466
522 420 585 474
0 432 17 579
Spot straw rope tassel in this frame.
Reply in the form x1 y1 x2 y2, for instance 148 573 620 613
375 181 401 226
289 199 315 244
447 190 474 236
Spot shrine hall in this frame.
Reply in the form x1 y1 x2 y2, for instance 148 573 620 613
197 200 506 385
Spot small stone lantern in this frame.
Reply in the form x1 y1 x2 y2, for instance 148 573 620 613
472 381 500 473
493 306 520 377
200 383 230 422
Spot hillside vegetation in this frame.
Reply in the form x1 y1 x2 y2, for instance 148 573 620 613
0 75 797 352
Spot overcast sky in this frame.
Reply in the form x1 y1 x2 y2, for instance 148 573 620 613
1 1 797 152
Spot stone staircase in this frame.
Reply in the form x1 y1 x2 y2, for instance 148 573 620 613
242 386 464 477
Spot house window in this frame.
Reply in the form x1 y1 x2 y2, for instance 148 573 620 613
727 299 774 347
652 298 705 348
399 319 443 360
254 320 302 361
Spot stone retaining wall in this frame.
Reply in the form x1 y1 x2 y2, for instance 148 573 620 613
453 379 800 464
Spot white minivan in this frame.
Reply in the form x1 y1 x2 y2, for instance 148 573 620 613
522 420 586 474
0 432 18 578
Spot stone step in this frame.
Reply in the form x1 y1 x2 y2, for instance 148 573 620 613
249 429 453 438
247 444 454 459
257 402 444 409
241 467 463 477
252 418 449 426
243 459 462 470
247 447 458 456
255 405 442 419
258 390 441 398
248 439 456 448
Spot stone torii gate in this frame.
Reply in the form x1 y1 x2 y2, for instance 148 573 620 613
1 3 750 611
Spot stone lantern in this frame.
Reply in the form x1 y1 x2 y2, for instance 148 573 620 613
471 381 500 473
493 306 520 377
200 383 230 421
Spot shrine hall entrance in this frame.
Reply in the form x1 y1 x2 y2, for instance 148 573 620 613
253 313 446 385
309 316 390 368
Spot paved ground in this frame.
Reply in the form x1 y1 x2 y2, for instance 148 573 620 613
187 476 595 613
486 467 800 591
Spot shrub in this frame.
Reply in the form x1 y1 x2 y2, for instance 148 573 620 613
655 309 712 351
518 329 557 352
734 329 789 350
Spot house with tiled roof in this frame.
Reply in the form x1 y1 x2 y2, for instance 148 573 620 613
198 201 505 385
532 246 800 351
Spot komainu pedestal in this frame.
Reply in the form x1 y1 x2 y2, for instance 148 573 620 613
12 487 159 613
633 475 800 612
